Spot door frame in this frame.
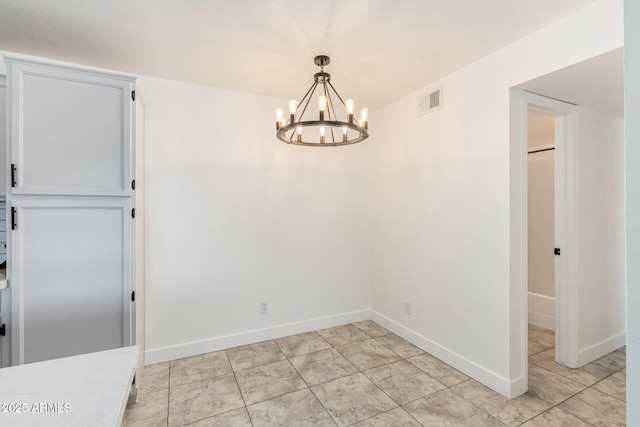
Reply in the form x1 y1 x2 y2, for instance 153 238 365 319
510 89 578 396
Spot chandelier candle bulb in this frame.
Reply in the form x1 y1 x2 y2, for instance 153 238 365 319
320 126 325 144
288 99 297 122
360 108 368 122
318 96 327 111
342 126 348 142
275 108 284 129
318 95 327 120
288 99 297 114
297 126 303 142
345 99 354 114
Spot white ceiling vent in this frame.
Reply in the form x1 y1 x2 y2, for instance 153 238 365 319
417 86 443 116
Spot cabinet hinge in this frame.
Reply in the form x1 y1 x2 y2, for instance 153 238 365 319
11 207 17 230
10 164 16 187
131 208 135 219
131 179 136 190
131 90 136 101
131 291 135 302
554 248 561 256
0 324 5 337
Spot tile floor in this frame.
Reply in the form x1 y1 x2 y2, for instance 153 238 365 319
123 321 626 426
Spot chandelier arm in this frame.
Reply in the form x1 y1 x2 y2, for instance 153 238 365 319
297 81 317 116
324 81 338 122
327 81 347 107
298 81 318 121
322 82 338 143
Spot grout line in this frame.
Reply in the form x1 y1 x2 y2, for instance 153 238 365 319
224 351 255 427
166 362 170 426
279 339 339 426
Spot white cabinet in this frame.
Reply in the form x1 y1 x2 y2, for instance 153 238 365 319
11 199 132 364
3 54 143 366
7 61 133 196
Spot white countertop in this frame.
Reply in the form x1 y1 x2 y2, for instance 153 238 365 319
0 346 138 427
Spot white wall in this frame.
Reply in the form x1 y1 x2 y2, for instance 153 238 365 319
576 108 626 364
624 0 639 422
140 76 371 363
369 0 623 397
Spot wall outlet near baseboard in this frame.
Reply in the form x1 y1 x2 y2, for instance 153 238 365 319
404 302 411 315
260 302 268 314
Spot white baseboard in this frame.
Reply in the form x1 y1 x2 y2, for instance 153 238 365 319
370 310 522 398
577 330 626 366
528 292 555 331
144 309 370 365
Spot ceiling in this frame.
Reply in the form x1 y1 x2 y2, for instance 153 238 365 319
519 48 623 118
0 0 599 110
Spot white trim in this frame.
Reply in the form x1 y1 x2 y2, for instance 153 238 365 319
510 89 579 396
144 309 369 365
370 311 522 398
528 292 555 330
1 51 137 82
577 331 626 367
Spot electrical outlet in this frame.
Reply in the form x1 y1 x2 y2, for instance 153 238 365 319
404 302 411 315
260 302 268 314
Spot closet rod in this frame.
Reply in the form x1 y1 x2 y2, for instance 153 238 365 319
528 147 555 155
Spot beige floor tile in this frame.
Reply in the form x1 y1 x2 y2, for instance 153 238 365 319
406 353 469 387
592 350 626 371
316 324 372 346
528 326 555 348
247 389 335 427
529 348 615 386
403 388 504 427
364 360 445 405
235 359 307 405
123 389 168 427
274 331 332 358
137 362 170 395
290 348 359 386
559 388 626 426
184 407 252 426
336 339 400 370
528 341 550 357
527 363 586 405
520 407 591 426
351 407 421 426
311 373 397 427
374 334 423 358
168 373 244 427
169 351 231 387
352 320 390 338
227 341 286 371
451 380 551 427
593 370 626 402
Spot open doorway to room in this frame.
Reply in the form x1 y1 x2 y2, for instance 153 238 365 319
511 48 626 396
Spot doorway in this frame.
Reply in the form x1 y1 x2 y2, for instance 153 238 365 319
510 90 578 394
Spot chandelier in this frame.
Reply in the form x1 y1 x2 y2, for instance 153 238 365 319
275 55 369 146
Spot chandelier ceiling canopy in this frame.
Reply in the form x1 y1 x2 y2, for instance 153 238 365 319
275 55 369 147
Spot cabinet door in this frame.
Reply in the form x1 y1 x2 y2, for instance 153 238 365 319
8 61 133 196
11 199 133 364
0 288 10 367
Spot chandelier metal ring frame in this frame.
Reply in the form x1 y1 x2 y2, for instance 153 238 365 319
275 55 369 147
